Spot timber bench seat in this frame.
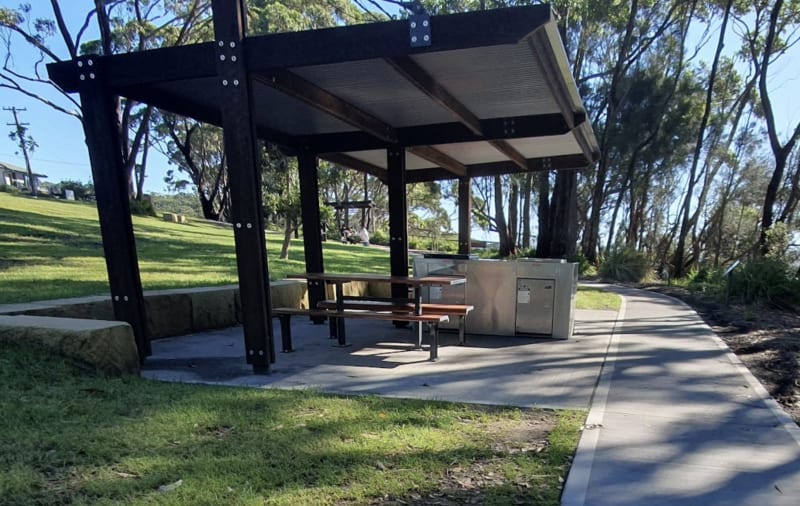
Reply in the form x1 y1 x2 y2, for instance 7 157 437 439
271 307 449 361
316 300 474 345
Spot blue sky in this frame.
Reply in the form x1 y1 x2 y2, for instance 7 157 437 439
0 1 798 202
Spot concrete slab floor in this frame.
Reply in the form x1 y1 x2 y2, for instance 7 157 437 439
142 309 618 410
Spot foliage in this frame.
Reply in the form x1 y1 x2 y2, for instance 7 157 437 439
568 252 597 277
0 342 582 506
0 184 20 195
728 258 800 309
57 179 95 201
599 248 651 283
128 196 157 217
150 192 203 218
369 228 389 246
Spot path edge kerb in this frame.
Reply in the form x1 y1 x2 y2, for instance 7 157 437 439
650 289 800 446
560 291 628 506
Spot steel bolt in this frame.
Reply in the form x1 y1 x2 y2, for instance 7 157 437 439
77 61 84 68
89 73 95 79
218 41 224 47
424 35 429 42
79 74 85 80
222 79 229 86
423 20 429 27
411 36 418 43
233 79 239 86
236 222 242 228
123 296 129 301
87 59 93 66
231 55 237 62
411 21 416 28
230 41 236 48
220 54 226 61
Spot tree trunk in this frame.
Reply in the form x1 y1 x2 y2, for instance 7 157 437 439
280 220 293 260
756 0 800 252
536 172 551 257
494 175 513 257
521 172 533 249
582 0 640 264
549 170 578 257
673 0 731 277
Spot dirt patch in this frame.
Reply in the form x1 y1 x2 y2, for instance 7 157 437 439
364 412 564 506
642 285 800 425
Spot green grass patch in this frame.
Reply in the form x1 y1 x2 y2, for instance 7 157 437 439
0 194 391 303
0 343 583 505
576 287 621 311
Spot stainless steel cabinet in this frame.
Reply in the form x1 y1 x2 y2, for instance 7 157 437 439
515 278 555 335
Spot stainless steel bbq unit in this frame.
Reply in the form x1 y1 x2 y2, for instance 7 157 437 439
414 256 577 338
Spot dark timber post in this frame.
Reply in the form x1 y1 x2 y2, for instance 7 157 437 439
458 177 471 255
387 146 409 306
76 56 151 361
212 0 274 372
297 150 326 321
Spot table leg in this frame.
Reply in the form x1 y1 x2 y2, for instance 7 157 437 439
415 287 423 349
335 282 347 346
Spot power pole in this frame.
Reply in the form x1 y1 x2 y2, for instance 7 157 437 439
4 106 36 197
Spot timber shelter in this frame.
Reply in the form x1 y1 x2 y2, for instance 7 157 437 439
47 1 599 374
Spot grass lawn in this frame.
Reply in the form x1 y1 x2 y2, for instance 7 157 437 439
575 287 621 311
1 194 621 313
0 194 389 304
0 343 583 505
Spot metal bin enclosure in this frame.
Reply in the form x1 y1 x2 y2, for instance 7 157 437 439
413 254 475 330
415 256 577 338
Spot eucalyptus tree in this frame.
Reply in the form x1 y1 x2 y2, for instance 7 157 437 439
736 0 800 251
0 0 210 199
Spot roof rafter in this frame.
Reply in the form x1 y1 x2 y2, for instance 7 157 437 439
385 56 482 135
320 153 388 183
408 146 467 177
254 71 398 143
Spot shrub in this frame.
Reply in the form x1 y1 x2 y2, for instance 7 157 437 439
58 180 94 201
129 198 157 217
0 184 20 194
599 248 650 283
685 267 726 297
728 259 800 309
568 252 597 277
369 229 389 246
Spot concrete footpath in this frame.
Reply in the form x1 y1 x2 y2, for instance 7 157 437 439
563 286 800 506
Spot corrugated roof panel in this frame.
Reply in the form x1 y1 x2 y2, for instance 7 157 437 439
411 43 561 119
251 83 356 135
341 150 437 170
507 134 581 158
431 141 509 165
291 59 456 128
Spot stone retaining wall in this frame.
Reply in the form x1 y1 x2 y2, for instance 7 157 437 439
0 315 139 375
0 280 309 340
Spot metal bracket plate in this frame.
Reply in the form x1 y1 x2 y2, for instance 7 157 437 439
409 14 431 47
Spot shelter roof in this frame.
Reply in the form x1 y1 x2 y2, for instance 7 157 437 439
48 4 598 183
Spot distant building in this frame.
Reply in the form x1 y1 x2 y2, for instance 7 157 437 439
0 161 47 190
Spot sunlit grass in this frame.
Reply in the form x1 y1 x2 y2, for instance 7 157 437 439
575 286 621 311
0 194 390 303
0 343 583 505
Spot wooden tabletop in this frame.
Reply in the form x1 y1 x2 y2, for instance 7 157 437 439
286 272 465 285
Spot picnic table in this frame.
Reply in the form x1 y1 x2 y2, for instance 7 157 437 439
275 272 471 361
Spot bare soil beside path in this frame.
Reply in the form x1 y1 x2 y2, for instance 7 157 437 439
641 284 800 425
